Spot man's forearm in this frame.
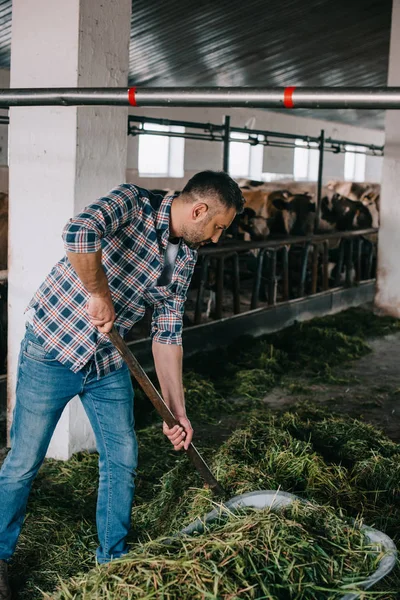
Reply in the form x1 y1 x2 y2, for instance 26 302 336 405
67 249 110 297
152 342 186 417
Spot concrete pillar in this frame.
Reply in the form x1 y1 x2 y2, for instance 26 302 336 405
375 0 400 316
8 0 131 459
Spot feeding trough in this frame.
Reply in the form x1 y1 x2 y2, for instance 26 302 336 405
179 490 397 600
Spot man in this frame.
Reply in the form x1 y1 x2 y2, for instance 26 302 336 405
0 170 243 599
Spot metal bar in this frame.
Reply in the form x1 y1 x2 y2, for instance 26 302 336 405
334 241 345 287
299 243 312 298
128 115 225 132
322 241 329 291
355 238 363 283
345 239 354 287
251 249 266 310
2 87 400 109
223 115 231 172
107 327 225 496
365 242 374 279
282 246 290 301
325 137 384 152
198 228 378 256
231 253 241 315
194 257 210 325
315 129 325 232
268 250 277 306
311 244 319 295
215 256 225 320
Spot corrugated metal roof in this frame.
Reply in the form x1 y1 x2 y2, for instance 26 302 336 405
0 0 392 129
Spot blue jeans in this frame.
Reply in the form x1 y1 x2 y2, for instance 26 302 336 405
0 326 138 564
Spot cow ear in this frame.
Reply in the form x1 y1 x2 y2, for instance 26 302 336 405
282 191 291 199
272 198 289 210
243 207 256 217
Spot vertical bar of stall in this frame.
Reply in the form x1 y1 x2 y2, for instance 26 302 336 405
223 115 231 172
315 129 325 233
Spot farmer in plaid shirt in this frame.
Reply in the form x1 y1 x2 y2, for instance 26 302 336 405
0 171 243 596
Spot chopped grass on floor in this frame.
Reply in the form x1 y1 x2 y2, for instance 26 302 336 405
5 307 400 599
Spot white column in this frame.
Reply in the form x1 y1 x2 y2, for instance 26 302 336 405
8 0 131 459
375 0 400 316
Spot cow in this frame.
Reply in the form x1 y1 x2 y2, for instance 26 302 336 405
326 180 380 229
319 192 372 232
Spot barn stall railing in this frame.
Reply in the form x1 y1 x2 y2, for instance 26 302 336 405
190 228 378 325
127 114 383 232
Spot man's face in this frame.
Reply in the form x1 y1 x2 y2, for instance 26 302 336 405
181 204 237 250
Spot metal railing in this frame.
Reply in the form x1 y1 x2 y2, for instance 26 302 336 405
191 229 378 325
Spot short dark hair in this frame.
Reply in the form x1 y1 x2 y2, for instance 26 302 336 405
182 170 244 214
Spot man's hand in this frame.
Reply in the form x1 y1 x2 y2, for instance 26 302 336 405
86 294 116 333
163 415 193 451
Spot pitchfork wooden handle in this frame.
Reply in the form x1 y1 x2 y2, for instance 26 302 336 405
107 327 226 497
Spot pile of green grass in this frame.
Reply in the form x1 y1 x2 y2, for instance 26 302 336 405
50 411 399 599
6 307 400 598
52 504 379 600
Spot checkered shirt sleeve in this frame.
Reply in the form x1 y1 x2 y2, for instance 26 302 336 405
62 185 139 253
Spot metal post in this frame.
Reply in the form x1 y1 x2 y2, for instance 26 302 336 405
282 246 290 301
223 115 231 172
311 244 319 294
251 249 266 310
194 257 210 325
322 241 329 291
299 242 312 298
231 253 241 314
267 250 277 306
215 256 225 320
315 129 325 233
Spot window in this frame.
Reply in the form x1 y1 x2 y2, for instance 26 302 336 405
229 132 263 179
293 139 319 181
138 123 185 177
344 145 366 181
261 172 293 182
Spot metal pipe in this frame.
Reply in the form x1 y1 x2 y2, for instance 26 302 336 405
267 250 277 306
251 249 266 310
315 129 325 233
198 228 378 257
2 87 400 109
231 253 241 315
194 257 210 325
282 246 290 301
222 115 231 172
215 256 225 320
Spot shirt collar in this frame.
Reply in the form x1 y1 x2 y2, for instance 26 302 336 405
154 194 197 259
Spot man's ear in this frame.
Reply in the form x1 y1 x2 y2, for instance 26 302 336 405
192 202 209 221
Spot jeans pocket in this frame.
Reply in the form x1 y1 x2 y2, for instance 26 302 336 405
23 339 58 363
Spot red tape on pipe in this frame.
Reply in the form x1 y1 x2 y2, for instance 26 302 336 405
128 87 137 106
283 86 296 108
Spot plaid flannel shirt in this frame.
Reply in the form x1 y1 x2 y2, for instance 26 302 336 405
26 184 198 379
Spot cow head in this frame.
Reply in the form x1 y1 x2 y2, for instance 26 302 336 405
272 192 316 236
239 207 270 240
360 189 380 228
323 193 372 231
